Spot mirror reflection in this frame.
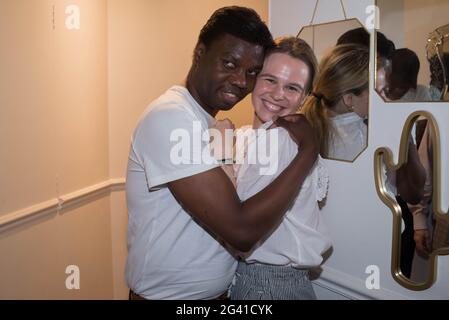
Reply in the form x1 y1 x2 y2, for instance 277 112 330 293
298 19 363 61
407 120 449 283
382 115 448 285
376 0 449 102
298 19 370 162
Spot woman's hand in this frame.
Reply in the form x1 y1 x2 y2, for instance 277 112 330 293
209 119 237 187
209 118 235 161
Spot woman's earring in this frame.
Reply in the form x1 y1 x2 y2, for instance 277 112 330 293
343 101 354 112
342 95 354 112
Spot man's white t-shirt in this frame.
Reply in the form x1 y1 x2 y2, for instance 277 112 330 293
399 85 432 102
125 86 236 300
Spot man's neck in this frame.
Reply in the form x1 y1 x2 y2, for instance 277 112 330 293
185 76 218 118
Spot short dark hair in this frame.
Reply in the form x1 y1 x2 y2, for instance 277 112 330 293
377 32 395 59
390 48 420 89
387 48 420 99
198 6 273 50
266 37 318 94
337 27 369 47
337 28 395 59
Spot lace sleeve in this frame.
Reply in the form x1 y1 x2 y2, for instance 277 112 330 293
314 157 329 202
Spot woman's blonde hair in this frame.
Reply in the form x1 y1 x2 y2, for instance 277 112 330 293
301 44 369 157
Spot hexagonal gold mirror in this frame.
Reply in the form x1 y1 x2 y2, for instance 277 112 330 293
298 18 370 162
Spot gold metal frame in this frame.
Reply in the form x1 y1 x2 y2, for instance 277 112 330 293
296 18 362 40
426 23 449 100
297 18 371 163
374 110 449 290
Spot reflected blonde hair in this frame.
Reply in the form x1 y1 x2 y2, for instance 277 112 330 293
301 44 369 157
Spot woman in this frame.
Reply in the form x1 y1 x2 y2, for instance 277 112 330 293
302 44 369 161
219 37 332 300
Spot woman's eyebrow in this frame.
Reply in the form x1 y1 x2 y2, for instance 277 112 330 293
258 72 276 78
288 82 304 91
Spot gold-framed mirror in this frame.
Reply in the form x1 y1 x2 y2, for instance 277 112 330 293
376 0 449 102
374 111 449 290
298 18 370 163
427 23 449 101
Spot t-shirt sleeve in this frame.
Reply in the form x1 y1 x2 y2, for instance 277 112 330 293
132 104 219 189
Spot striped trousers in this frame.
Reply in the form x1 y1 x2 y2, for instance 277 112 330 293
229 262 317 300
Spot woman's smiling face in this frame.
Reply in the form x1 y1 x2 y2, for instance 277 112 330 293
252 52 310 127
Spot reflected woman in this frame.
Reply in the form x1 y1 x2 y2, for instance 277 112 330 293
301 44 369 161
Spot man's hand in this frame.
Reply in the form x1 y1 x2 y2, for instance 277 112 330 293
414 229 431 259
274 114 319 155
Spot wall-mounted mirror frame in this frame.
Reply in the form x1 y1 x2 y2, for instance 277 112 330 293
297 18 371 163
426 23 449 101
374 110 449 290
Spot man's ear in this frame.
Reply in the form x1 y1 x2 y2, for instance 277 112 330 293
193 43 206 67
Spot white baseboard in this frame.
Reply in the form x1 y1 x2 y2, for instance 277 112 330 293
313 265 410 300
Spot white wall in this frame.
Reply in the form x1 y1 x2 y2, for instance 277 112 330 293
271 0 449 299
0 0 114 299
270 0 374 38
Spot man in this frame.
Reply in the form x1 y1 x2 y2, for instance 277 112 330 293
410 124 449 260
410 125 434 259
387 48 432 102
125 6 318 300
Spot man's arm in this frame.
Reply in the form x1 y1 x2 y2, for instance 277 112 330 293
168 115 318 253
396 137 426 205
209 118 237 187
408 125 434 258
414 229 431 259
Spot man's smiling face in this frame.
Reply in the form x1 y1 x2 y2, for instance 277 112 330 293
192 33 265 116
